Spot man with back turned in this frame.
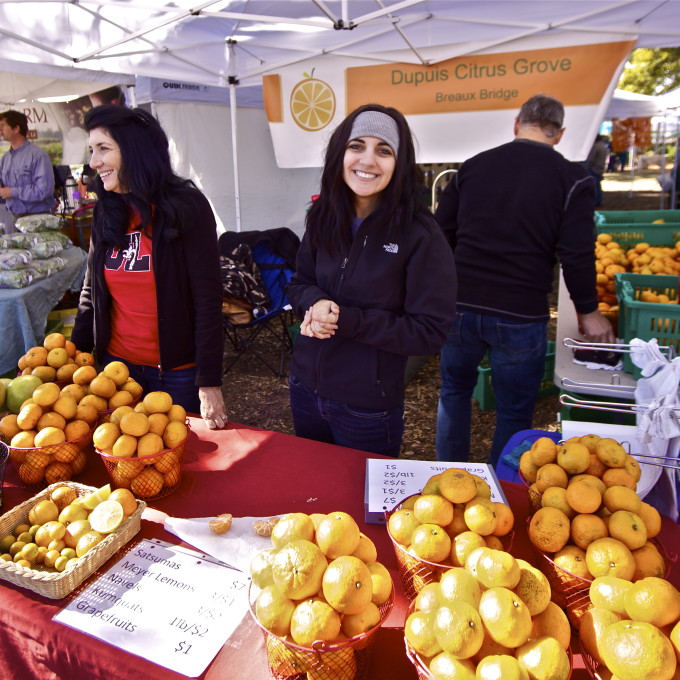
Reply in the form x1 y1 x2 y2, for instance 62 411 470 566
434 94 614 466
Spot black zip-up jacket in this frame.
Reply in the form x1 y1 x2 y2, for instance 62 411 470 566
435 138 598 321
71 189 224 387
288 212 457 410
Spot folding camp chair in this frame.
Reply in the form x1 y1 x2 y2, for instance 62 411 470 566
220 228 300 377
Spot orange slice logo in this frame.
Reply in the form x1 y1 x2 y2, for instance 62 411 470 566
289 77 336 131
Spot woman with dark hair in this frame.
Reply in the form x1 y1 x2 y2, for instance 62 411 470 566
71 105 227 429
287 104 457 456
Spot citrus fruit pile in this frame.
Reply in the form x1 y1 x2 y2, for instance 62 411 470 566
523 435 664 584
1 386 97 486
92 390 188 498
16 331 94 384
249 510 393 676
594 233 680 318
405 548 572 680
387 468 514 572
0 484 137 573
580 575 680 680
0 357 144 487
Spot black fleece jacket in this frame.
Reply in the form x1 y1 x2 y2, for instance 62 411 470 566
435 138 598 321
71 189 224 387
288 211 457 410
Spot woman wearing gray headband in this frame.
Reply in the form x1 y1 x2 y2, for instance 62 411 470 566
287 104 457 457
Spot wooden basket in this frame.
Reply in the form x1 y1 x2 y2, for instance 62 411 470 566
0 481 145 599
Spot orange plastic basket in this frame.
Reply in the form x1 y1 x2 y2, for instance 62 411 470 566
248 582 394 680
385 495 514 600
5 425 94 490
96 426 188 501
404 600 574 679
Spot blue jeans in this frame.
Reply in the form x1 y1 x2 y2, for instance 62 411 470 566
102 353 201 414
289 375 404 457
436 312 547 467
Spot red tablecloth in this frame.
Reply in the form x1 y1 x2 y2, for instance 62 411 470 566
1 419 678 680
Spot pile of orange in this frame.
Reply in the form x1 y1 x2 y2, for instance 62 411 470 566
250 510 393 677
580 574 680 680
594 233 680 319
405 548 571 680
387 468 514 573
0 483 137 573
524 434 665 583
16 331 94 384
93 391 188 499
0 351 144 486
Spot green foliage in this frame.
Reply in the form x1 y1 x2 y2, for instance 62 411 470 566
36 141 63 165
618 48 680 95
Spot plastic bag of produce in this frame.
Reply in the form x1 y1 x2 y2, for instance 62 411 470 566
7 232 42 249
0 234 15 249
0 249 33 270
40 230 71 247
30 256 66 277
30 239 64 259
0 267 36 288
15 214 62 233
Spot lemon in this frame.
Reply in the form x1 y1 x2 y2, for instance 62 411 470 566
88 499 125 534
75 483 112 511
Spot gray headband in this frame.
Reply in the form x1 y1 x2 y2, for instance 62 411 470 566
349 111 400 155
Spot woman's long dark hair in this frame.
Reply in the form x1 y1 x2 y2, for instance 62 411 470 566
84 105 195 246
306 103 425 254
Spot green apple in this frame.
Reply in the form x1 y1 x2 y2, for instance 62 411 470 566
6 374 43 414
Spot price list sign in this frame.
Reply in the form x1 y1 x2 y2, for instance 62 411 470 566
54 538 250 677
364 459 507 523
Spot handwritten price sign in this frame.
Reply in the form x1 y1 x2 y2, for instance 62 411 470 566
54 539 250 677
364 459 507 523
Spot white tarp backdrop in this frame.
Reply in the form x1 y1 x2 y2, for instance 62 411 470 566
2 1 680 230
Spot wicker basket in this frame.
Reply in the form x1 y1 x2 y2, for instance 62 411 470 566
5 425 94 490
0 481 145 599
404 600 574 679
527 523 677 629
385 496 514 600
249 582 394 680
518 469 543 513
0 441 8 511
96 427 188 501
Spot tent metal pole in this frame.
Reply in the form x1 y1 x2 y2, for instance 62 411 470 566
229 81 241 232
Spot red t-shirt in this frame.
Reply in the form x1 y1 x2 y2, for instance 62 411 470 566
104 221 160 366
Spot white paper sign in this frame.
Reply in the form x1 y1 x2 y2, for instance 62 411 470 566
365 459 507 523
54 539 250 678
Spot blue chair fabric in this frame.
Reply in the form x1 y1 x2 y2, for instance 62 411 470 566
219 229 300 377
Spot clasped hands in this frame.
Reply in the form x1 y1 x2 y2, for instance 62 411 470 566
300 299 340 339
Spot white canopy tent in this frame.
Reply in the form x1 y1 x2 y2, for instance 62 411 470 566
2 1 680 230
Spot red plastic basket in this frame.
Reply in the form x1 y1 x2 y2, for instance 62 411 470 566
5 425 93 490
385 495 514 600
248 582 394 680
96 425 188 501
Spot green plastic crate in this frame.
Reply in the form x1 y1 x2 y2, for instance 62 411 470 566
595 221 680 246
614 272 680 378
472 341 557 412
596 209 680 224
